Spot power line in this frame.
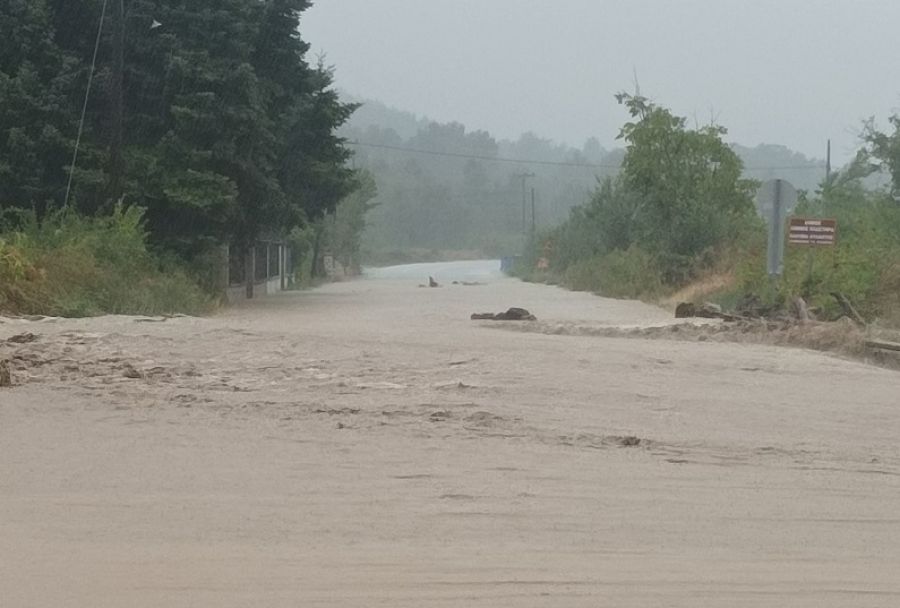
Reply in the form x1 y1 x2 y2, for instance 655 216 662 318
348 140 619 169
346 140 828 172
64 0 110 209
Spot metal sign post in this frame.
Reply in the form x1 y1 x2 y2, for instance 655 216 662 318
768 179 783 277
756 179 798 278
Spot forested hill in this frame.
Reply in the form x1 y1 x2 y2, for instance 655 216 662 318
340 96 827 260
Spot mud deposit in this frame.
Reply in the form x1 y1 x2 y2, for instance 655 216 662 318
2 263 900 607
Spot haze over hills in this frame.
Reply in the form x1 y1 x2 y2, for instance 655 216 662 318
344 95 828 186
340 95 832 259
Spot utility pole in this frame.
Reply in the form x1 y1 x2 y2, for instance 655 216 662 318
531 187 536 235
514 171 535 233
108 0 125 206
825 139 832 183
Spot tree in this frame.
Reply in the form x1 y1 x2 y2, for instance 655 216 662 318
2 0 363 300
322 170 378 274
862 115 900 196
614 92 757 280
0 0 84 215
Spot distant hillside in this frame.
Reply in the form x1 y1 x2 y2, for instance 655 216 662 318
340 95 429 141
731 143 825 192
340 94 841 258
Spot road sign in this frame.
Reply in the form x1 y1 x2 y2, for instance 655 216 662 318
755 179 798 277
788 217 837 246
755 179 798 222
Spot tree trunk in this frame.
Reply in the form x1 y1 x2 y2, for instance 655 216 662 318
310 224 324 279
218 244 230 301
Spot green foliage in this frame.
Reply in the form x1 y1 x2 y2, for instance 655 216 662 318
615 93 758 282
321 170 378 274
563 246 664 299
863 115 900 196
0 0 84 214
1 0 358 262
0 206 212 316
519 94 757 299
286 223 317 285
735 174 900 321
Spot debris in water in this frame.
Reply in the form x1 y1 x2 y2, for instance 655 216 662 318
6 332 37 344
0 360 11 387
616 435 642 447
470 307 536 321
674 301 742 321
418 276 442 288
121 364 143 379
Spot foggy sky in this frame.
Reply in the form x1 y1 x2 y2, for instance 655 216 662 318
303 1 900 164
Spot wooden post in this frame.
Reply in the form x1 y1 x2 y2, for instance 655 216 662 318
531 187 536 234
244 245 255 299
280 244 287 291
219 244 230 300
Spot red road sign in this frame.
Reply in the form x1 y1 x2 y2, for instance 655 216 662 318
788 217 837 246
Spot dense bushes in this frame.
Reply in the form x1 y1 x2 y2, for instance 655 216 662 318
519 93 900 326
0 206 212 316
518 94 759 299
562 246 664 299
515 93 900 327
734 177 900 322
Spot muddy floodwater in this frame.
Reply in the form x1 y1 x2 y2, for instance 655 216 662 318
2 261 899 607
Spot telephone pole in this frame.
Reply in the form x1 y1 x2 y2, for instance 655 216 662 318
514 171 535 233
531 187 536 234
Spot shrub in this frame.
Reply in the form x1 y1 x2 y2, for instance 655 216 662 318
0 206 213 317
563 246 665 300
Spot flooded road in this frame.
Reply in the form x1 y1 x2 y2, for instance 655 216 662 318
2 265 899 607
363 259 504 281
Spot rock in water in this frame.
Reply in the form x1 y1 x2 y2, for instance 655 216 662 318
470 308 536 321
495 307 536 321
675 302 696 318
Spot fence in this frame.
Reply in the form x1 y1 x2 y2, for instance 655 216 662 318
225 240 292 301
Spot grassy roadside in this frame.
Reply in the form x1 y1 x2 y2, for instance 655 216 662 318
1 207 214 318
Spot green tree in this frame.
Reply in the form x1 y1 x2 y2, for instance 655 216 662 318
615 92 757 281
51 0 357 259
322 170 378 274
0 0 84 215
862 115 900 196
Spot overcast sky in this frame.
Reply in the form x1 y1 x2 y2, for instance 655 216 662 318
302 0 900 163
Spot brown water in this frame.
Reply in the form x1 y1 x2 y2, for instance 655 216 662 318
2 263 899 607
